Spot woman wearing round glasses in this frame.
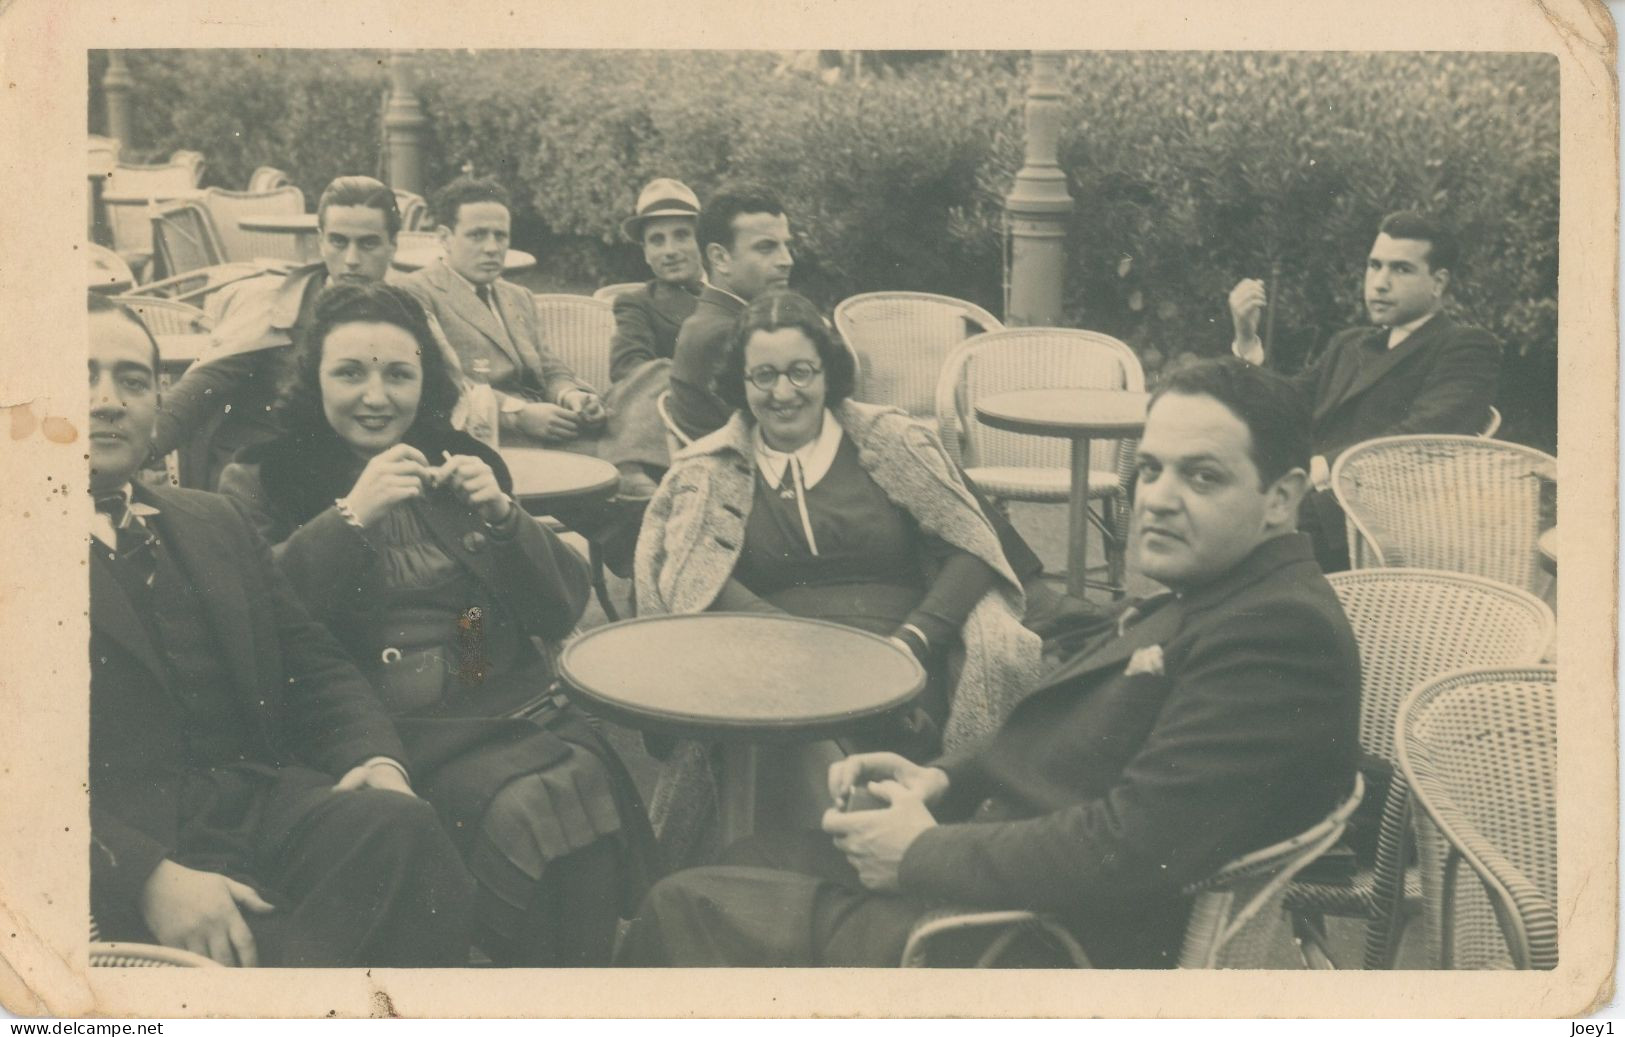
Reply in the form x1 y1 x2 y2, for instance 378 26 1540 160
217 282 656 965
636 289 1040 861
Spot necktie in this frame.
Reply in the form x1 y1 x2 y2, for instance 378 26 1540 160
476 284 496 313
95 494 158 591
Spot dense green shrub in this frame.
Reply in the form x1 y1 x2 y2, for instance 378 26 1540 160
92 48 1558 447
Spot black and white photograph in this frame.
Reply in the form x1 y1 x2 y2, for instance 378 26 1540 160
0 0 1615 1021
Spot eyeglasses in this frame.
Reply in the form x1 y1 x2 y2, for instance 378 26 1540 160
746 361 823 391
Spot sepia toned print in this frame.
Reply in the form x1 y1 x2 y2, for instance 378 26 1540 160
0 0 1614 1020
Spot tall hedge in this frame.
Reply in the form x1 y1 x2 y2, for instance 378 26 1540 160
91 49 1558 447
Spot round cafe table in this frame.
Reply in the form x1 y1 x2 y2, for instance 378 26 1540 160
559 613 927 843
975 387 1149 600
501 447 620 514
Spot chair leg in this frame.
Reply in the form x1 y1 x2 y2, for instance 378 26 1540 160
587 541 619 622
1292 912 1340 969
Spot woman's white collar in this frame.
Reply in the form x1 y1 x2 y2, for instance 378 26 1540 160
753 409 842 489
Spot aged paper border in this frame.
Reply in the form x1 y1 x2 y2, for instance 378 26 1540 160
0 0 1615 1019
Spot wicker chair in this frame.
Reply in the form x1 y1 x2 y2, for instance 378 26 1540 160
531 293 615 392
246 166 291 192
202 185 308 263
526 294 625 619
902 775 1364 968
1396 666 1556 969
656 389 691 459
394 188 429 231
935 328 1144 590
103 153 207 264
1482 406 1502 438
593 281 645 303
1285 569 1555 969
835 291 1003 434
88 242 136 294
117 296 212 336
149 199 231 279
1331 435 1557 596
90 942 222 968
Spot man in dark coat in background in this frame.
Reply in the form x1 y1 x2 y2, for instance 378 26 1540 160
1229 210 1501 570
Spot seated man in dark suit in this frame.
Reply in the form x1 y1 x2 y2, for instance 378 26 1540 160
666 189 793 442
601 178 707 499
150 176 409 491
88 294 473 967
620 357 1361 969
1229 210 1501 570
609 177 706 384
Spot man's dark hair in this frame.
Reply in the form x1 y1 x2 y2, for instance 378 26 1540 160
1149 357 1311 488
716 289 857 414
697 190 786 273
316 176 403 241
88 291 161 376
431 176 511 229
1377 210 1459 275
278 282 462 440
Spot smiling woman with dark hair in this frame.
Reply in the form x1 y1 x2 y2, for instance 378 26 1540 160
218 281 656 965
636 289 1041 866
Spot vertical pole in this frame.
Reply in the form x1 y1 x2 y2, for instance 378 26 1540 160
1004 51 1074 327
102 51 134 150
384 50 428 194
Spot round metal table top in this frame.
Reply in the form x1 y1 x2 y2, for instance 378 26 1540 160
975 388 1150 438
237 213 318 232
501 447 620 509
558 613 927 741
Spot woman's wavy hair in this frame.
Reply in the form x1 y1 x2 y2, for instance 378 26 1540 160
276 281 462 442
715 289 857 415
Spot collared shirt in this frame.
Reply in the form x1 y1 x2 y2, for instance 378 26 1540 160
708 284 749 309
752 408 843 490
90 484 160 548
444 259 510 337
1385 311 1436 350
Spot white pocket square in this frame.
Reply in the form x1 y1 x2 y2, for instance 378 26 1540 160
1124 645 1165 677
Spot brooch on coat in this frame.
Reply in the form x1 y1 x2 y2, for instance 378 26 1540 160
1125 645 1166 677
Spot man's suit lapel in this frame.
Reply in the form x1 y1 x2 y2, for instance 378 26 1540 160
89 546 167 684
651 281 699 331
494 280 548 386
431 262 524 370
1015 595 1186 709
142 487 261 710
1318 314 1452 421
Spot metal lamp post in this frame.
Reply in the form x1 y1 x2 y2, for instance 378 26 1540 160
384 50 428 194
1004 51 1074 327
103 51 134 149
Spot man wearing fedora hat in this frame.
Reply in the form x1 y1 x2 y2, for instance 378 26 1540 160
609 178 706 384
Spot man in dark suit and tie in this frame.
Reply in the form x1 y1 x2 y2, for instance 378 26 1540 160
620 357 1361 969
666 190 794 441
88 294 473 967
1229 210 1501 570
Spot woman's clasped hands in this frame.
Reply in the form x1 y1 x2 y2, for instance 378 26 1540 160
345 443 513 527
